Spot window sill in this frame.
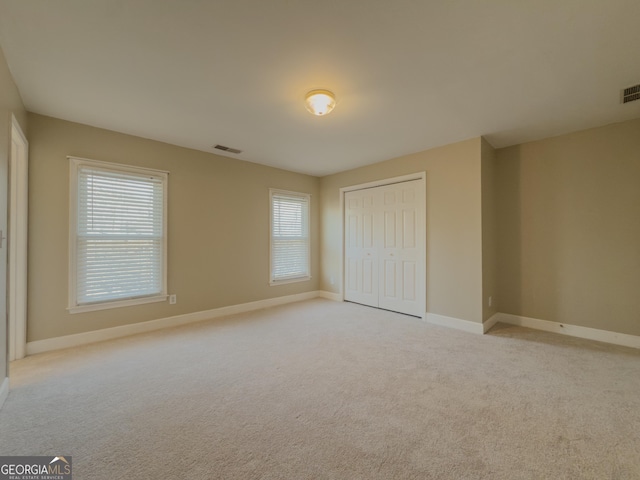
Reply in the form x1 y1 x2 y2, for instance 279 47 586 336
270 275 311 286
68 294 168 314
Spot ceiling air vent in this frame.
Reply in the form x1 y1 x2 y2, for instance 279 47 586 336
213 144 242 154
622 84 640 104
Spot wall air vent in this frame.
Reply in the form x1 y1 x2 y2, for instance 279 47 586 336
213 144 242 154
622 84 640 104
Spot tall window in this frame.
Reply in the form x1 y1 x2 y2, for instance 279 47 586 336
270 189 310 285
69 157 168 313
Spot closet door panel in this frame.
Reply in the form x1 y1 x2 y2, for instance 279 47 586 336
378 181 423 316
344 190 379 307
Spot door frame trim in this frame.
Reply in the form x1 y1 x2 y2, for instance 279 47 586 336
9 114 28 361
339 172 426 317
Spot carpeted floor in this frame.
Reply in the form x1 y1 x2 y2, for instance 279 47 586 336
1 299 639 479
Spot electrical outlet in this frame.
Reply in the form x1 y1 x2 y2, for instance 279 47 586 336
169 294 177 304
330 275 335 285
488 296 492 307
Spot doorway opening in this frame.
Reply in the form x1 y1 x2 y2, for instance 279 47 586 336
8 114 28 361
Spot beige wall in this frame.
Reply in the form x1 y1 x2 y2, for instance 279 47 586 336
0 49 27 133
0 44 27 381
496 118 640 336
28 114 319 342
481 138 497 322
320 138 484 324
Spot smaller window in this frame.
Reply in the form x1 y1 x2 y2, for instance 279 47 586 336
270 189 311 285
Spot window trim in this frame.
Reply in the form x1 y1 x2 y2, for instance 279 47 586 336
269 188 311 286
68 156 169 313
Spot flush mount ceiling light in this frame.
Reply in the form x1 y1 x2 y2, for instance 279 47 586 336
305 89 336 116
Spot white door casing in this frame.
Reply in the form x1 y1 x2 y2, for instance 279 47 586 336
343 176 425 317
8 115 28 361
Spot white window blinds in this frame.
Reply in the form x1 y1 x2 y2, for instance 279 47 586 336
270 190 310 284
70 158 167 310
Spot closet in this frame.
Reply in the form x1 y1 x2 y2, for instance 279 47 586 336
344 179 425 317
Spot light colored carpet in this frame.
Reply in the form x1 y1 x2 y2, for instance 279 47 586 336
1 299 639 479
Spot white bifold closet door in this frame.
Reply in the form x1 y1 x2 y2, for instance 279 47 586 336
344 179 424 317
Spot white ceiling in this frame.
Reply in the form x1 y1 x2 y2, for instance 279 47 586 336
1 0 639 176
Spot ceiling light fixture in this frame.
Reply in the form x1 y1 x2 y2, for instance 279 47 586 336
305 89 336 116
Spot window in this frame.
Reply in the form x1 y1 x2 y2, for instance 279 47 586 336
270 189 310 285
69 157 168 313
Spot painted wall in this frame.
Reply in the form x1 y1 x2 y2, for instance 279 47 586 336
481 138 497 322
0 44 27 386
27 114 320 342
496 118 640 336
320 138 484 324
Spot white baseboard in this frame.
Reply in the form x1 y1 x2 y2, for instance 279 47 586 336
0 377 8 410
28 293 638 356
26 291 323 356
495 313 640 349
483 313 500 334
318 290 342 302
425 313 484 335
